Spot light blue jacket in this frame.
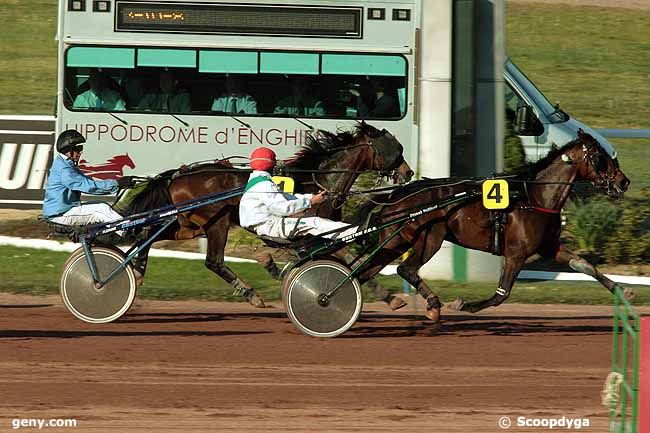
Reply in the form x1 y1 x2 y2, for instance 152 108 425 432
43 155 119 218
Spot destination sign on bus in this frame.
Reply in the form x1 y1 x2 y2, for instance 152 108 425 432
115 1 363 38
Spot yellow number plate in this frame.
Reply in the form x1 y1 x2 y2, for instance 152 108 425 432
272 176 295 194
482 179 509 209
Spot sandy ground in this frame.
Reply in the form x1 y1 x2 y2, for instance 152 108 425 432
1 292 647 433
510 0 650 10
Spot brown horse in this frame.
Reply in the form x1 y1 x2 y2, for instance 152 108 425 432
124 122 413 307
355 130 630 322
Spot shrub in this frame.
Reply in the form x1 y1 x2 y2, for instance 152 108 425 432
567 198 622 253
604 198 650 264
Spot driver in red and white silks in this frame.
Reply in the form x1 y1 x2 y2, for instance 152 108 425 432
239 147 358 240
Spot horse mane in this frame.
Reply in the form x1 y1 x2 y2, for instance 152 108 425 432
121 169 176 215
285 123 376 170
507 138 581 179
120 160 243 215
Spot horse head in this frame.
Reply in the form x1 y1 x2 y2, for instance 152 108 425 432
568 130 630 198
114 153 136 170
353 121 413 184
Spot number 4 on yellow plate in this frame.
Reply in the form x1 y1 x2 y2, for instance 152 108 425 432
482 179 509 210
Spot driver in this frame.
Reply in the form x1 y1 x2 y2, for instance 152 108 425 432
239 147 358 240
43 130 134 226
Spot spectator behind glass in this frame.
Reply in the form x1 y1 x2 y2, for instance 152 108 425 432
139 70 191 113
349 77 399 118
273 77 326 117
73 69 126 111
211 75 257 114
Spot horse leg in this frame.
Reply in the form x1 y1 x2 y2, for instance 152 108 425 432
396 229 446 322
552 244 635 300
204 221 266 308
255 247 281 280
450 255 526 313
132 244 151 287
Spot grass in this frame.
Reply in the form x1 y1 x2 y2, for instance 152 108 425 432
0 0 57 114
507 2 650 129
2 245 649 305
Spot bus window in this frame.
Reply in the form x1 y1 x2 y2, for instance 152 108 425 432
63 47 407 120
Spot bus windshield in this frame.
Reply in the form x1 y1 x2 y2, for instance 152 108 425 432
505 59 564 123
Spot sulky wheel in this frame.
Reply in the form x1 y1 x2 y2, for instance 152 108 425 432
280 265 300 307
285 260 362 338
60 245 136 324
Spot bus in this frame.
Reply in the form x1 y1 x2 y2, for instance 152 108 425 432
56 0 430 177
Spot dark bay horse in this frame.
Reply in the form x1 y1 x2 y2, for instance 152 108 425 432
124 122 413 307
356 130 630 322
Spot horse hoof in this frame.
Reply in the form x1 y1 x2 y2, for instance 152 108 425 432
447 298 465 312
387 295 408 311
424 307 441 323
247 293 266 308
134 270 144 287
623 288 636 302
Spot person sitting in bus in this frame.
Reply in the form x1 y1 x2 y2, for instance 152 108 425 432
138 70 191 113
211 75 257 115
43 130 134 226
273 77 326 117
240 147 358 241
349 77 400 118
73 69 126 111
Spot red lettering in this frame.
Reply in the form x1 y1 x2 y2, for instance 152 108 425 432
214 130 228 145
249 129 263 146
85 124 96 138
284 129 299 146
265 128 282 146
146 125 156 142
98 124 109 141
237 128 249 145
110 125 128 142
179 128 195 144
197 127 207 144
159 126 175 143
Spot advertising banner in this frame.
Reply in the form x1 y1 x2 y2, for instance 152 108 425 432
0 116 55 209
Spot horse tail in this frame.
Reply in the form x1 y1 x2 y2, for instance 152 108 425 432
120 169 175 215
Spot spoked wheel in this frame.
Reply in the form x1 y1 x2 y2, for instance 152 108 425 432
60 245 136 323
284 260 362 338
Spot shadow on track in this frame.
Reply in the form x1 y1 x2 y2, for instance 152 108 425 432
0 329 269 339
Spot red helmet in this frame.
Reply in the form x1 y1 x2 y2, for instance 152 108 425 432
250 147 276 171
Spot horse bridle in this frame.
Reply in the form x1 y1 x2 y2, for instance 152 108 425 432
366 129 404 180
312 128 403 207
581 142 618 193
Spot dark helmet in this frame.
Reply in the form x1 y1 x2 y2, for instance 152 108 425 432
56 129 85 154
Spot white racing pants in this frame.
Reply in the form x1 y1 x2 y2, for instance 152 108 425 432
254 216 357 240
50 203 123 226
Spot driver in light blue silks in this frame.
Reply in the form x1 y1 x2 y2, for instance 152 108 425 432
43 130 134 225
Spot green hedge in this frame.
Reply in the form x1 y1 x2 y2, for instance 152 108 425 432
564 191 650 264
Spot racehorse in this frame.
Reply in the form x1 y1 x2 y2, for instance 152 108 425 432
355 130 630 323
123 122 413 307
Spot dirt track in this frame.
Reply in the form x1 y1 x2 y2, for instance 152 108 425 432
1 293 646 433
